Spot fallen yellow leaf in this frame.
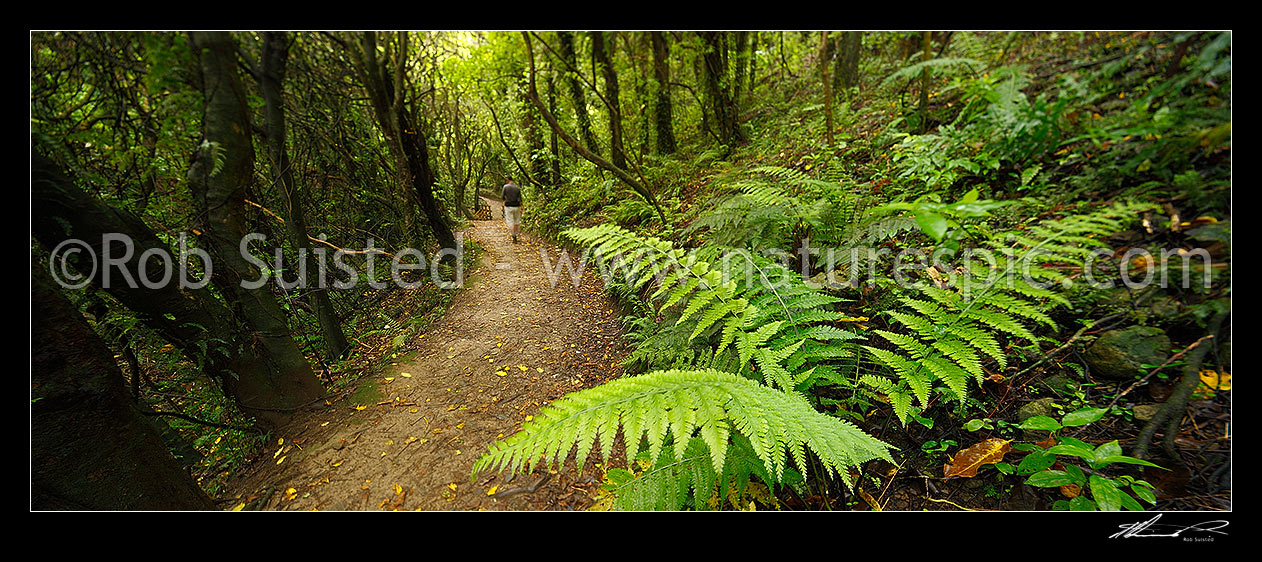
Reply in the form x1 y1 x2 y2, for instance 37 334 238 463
1200 369 1231 390
448 483 458 491
276 456 287 465
487 485 499 496
355 405 367 411
231 502 246 511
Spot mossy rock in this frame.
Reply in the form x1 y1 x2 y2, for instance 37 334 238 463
1132 403 1162 423
1017 397 1059 441
1084 326 1172 380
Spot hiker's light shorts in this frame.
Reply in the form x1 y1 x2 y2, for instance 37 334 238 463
504 206 522 228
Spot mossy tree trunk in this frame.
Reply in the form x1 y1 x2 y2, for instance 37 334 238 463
649 31 676 155
187 31 327 418
591 31 627 170
31 264 215 510
32 153 314 429
557 31 600 157
344 31 456 250
698 31 746 150
258 31 349 360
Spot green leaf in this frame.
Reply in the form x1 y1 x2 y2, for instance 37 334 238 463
1046 444 1096 460
1014 447 1055 472
1065 464 1087 485
1018 416 1062 431
1068 496 1096 511
1026 470 1077 487
1089 475 1123 511
963 419 988 432
914 211 949 242
1061 407 1107 427
1016 450 1056 474
1058 436 1094 451
1118 491 1144 512
1131 483 1157 505
1093 439 1123 460
1094 456 1165 469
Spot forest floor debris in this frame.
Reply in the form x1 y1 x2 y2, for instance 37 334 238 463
223 199 629 510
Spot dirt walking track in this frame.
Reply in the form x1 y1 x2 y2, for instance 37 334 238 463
225 198 628 510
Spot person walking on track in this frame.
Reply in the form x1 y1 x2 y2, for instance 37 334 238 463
502 177 523 243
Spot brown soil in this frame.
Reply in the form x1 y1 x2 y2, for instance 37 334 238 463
223 198 629 511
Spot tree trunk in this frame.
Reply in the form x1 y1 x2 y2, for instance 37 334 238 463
346 32 456 250
733 31 750 105
557 31 600 157
186 31 326 416
649 31 676 155
546 66 563 187
746 32 759 101
919 31 933 132
33 153 316 429
522 32 665 225
520 69 549 190
819 31 834 147
835 31 863 92
591 31 626 170
698 31 745 149
31 264 215 510
260 31 348 360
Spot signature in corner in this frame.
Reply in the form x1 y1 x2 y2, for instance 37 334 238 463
1110 514 1230 539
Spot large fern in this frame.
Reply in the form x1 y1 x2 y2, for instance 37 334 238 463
860 201 1154 424
686 166 865 250
472 369 894 490
476 224 885 509
599 434 785 510
567 223 864 393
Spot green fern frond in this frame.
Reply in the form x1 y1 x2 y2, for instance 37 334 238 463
861 202 1150 420
473 369 894 489
605 434 777 510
